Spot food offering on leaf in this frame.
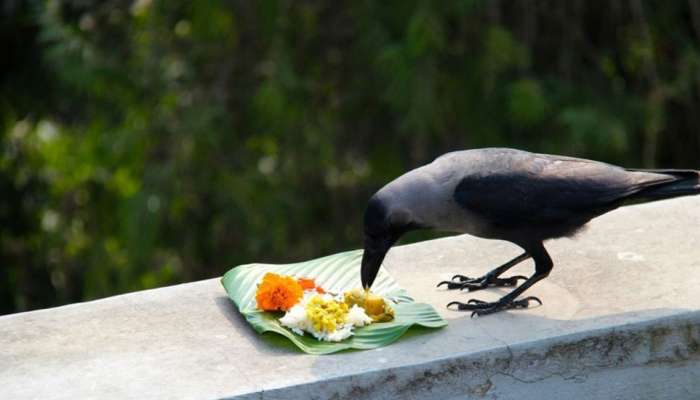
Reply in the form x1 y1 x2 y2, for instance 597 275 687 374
254 273 394 342
343 288 395 322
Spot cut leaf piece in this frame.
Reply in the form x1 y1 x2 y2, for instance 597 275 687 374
221 250 447 355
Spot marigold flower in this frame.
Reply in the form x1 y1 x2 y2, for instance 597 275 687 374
297 277 326 293
256 273 303 311
297 277 316 290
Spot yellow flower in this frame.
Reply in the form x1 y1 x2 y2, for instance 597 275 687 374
305 295 349 333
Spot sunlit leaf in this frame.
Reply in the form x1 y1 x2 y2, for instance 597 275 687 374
221 250 447 355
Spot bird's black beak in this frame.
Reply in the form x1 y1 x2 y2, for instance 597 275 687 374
360 234 393 290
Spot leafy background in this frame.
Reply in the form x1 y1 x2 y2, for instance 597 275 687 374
2 0 700 314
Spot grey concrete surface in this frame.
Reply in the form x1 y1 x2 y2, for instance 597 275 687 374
2 196 700 399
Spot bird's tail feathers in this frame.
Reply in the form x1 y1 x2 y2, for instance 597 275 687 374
627 168 700 201
626 168 699 178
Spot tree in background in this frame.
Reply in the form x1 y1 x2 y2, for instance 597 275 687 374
2 0 699 314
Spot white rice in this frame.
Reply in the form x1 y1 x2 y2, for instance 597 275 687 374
278 292 373 342
346 304 373 326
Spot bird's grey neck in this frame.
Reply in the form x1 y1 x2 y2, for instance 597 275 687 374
377 162 485 235
376 167 453 230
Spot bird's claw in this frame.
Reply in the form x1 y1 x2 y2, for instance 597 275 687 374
437 280 468 289
447 296 542 317
451 274 474 282
436 274 481 288
492 275 528 287
437 275 528 291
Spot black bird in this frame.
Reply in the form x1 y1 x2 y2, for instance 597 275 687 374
360 148 700 316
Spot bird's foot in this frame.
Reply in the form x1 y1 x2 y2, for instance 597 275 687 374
437 274 527 291
446 296 542 317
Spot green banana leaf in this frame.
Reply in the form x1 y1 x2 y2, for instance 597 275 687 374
221 249 447 354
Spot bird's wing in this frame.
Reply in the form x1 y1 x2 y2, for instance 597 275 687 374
453 152 674 228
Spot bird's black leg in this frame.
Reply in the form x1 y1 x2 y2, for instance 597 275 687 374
437 252 530 291
447 243 553 316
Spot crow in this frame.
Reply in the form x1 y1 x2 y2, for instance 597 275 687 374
360 148 700 316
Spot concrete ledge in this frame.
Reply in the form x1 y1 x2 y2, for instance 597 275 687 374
261 312 700 400
2 197 700 399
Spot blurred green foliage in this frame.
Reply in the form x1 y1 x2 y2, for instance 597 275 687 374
2 0 700 314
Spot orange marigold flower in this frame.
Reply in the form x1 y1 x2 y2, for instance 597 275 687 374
297 277 316 291
298 277 326 294
256 273 303 311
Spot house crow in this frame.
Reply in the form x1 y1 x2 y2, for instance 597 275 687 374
360 148 700 316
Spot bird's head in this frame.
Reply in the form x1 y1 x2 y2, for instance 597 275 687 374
360 195 418 289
